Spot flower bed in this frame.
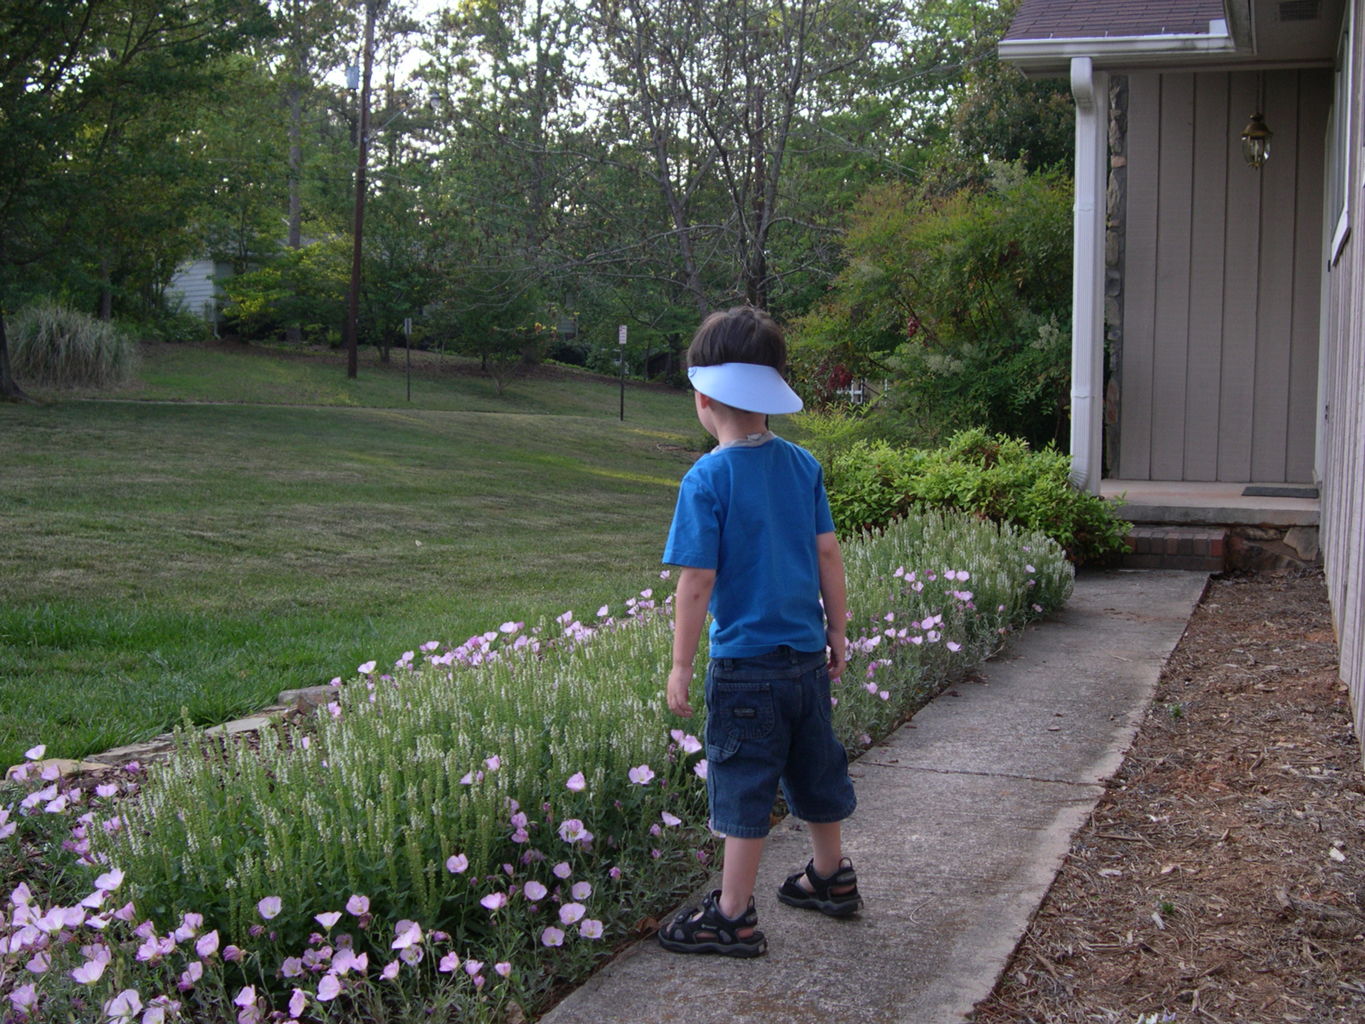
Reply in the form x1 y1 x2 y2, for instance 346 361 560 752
1 510 1071 1023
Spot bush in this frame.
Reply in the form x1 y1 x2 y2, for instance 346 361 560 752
8 302 140 388
824 428 1131 565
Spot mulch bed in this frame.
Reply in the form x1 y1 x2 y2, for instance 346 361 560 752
972 568 1365 1024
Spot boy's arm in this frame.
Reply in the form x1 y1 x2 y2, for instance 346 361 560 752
817 531 848 680
667 566 715 717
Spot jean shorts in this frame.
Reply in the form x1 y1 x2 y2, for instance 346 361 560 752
703 646 857 839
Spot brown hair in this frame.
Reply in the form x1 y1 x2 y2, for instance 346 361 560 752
686 306 787 371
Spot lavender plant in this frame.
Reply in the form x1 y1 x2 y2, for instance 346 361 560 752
2 510 1070 1023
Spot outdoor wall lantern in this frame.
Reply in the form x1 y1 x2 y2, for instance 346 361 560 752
1241 112 1273 168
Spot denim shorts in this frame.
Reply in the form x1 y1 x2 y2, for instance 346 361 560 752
703 646 857 839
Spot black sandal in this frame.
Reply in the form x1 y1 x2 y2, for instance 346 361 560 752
657 889 767 958
777 857 863 917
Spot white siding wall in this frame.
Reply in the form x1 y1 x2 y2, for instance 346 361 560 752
167 259 228 322
1322 2 1365 760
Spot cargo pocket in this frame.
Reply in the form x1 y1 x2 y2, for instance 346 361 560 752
704 680 775 765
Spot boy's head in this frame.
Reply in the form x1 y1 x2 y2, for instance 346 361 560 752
686 306 802 415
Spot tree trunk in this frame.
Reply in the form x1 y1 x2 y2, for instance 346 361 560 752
0 310 31 402
285 74 304 345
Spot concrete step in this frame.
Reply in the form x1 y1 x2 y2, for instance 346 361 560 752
1123 525 1227 572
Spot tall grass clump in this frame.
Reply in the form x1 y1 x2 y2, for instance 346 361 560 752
3 510 1072 1024
9 301 139 388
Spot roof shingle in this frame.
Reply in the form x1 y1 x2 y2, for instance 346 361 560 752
1003 0 1227 41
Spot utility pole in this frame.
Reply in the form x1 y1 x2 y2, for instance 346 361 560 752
345 0 376 380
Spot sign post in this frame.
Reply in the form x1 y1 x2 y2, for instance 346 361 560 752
404 317 413 402
618 325 627 421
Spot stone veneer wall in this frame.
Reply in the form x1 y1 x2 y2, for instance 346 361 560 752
1103 75 1127 479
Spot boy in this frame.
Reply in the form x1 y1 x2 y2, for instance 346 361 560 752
657 305 860 959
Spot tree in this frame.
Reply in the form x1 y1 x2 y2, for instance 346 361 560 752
0 0 270 399
791 167 1074 448
590 0 900 314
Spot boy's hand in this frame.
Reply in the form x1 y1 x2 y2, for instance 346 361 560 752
667 665 694 717
826 629 847 681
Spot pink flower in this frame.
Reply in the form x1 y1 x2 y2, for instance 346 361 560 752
571 881 593 900
485 755 501 771
24 745 45 761
289 989 307 1018
315 911 342 929
391 920 423 950
233 987 256 1009
524 880 548 902
693 759 708 780
179 960 204 991
661 811 682 827
464 959 484 977
95 868 125 892
71 955 109 985
558 819 593 844
438 951 461 973
333 948 367 975
541 926 565 947
281 957 303 978
579 918 604 939
628 764 655 785
565 771 586 792
947 641 962 652
257 896 282 920
346 894 370 916
104 989 143 1022
317 974 342 1002
480 892 508 911
380 960 401 981
9 983 38 1016
357 660 377 675
559 903 586 925
553 861 572 879
196 930 219 958
446 853 469 874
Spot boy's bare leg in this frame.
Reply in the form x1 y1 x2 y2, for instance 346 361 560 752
719 835 765 930
802 820 856 894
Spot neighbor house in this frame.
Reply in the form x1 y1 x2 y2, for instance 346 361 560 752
167 256 232 328
1000 0 1365 761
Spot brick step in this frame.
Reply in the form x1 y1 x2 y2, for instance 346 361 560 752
1122 525 1227 572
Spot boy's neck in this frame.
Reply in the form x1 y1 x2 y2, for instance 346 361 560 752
712 412 770 445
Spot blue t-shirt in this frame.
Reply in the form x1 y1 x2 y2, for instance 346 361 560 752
663 435 836 658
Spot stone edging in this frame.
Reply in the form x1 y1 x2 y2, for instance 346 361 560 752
4 685 339 781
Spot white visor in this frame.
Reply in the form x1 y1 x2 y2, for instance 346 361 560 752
687 362 803 415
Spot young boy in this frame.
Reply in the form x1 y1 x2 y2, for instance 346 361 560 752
657 305 861 959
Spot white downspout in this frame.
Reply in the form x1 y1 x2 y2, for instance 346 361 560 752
1068 56 1108 493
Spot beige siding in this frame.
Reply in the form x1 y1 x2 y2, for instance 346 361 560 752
1321 1 1365 759
1118 70 1327 483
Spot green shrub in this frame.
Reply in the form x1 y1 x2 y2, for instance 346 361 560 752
825 428 1130 565
9 301 140 388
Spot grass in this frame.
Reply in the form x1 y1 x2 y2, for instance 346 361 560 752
0 343 701 768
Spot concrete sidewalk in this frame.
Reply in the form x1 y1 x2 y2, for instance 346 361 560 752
543 569 1209 1024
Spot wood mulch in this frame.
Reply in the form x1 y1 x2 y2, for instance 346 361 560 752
971 568 1365 1024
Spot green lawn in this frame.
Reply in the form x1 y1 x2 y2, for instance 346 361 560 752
0 344 702 767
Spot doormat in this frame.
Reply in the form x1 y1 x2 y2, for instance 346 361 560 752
1242 485 1319 499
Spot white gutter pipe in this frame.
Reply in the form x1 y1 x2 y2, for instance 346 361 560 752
1068 56 1107 494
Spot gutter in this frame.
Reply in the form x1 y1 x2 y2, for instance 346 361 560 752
998 19 1238 73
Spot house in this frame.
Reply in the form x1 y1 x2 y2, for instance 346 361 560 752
167 257 232 326
999 0 1365 762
